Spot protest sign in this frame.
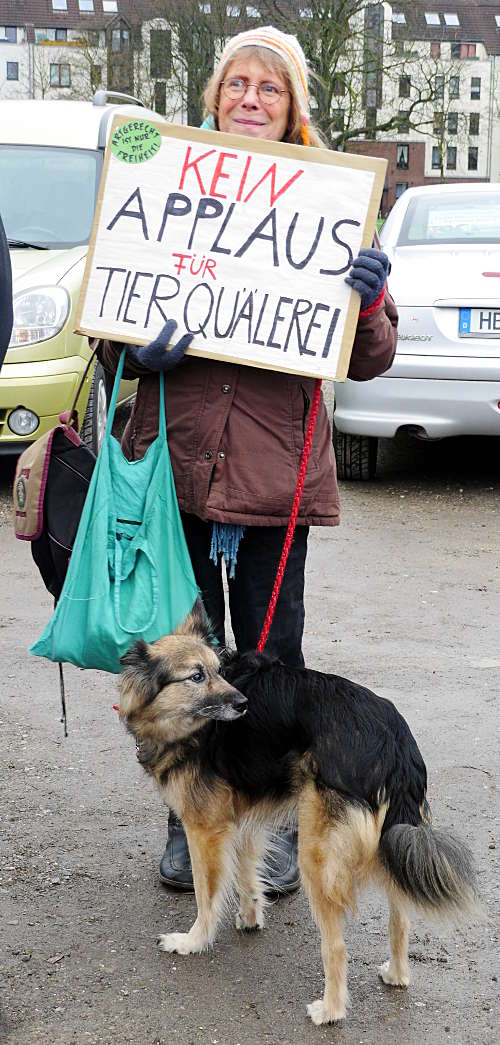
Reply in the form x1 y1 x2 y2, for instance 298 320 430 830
76 118 387 380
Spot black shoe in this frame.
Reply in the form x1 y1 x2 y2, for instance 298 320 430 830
264 828 300 896
159 815 194 891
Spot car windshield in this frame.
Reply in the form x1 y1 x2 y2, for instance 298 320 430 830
0 144 102 248
397 192 500 246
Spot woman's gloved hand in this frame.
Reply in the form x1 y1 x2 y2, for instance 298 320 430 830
345 248 390 310
126 320 194 371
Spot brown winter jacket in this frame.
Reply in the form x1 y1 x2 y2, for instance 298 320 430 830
95 290 397 527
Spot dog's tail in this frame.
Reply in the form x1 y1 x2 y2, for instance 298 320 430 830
379 821 477 915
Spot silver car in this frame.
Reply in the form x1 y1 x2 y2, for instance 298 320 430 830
333 183 500 478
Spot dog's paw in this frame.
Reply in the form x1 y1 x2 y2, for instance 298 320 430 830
235 908 264 932
306 999 345 1025
157 932 200 955
378 959 410 987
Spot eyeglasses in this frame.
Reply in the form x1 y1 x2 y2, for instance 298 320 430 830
221 77 289 106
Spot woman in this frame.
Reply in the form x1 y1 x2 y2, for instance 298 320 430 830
95 26 398 892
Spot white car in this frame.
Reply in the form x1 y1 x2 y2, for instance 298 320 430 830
333 183 500 478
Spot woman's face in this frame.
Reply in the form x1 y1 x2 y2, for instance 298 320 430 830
217 55 291 142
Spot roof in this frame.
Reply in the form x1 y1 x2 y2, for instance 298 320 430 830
0 0 158 30
391 1 500 56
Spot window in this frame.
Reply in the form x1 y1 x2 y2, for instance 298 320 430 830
469 112 479 135
468 146 478 170
90 63 101 89
331 109 344 133
246 5 260 15
425 12 440 25
111 27 130 52
199 3 211 12
150 29 171 80
471 76 481 99
444 13 459 25
333 73 346 96
52 0 68 9
452 42 476 59
226 4 240 13
36 28 67 43
300 7 313 17
432 146 441 168
496 15 500 28
449 76 459 98
399 76 410 98
102 0 118 11
435 75 444 99
154 80 167 116
430 42 440 57
3 26 17 42
447 146 457 169
50 63 71 87
6 61 18 80
448 112 458 134
395 182 408 198
366 88 377 107
397 144 409 169
79 0 94 11
392 11 406 23
398 109 410 133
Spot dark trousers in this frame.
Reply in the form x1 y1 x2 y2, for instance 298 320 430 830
181 512 308 668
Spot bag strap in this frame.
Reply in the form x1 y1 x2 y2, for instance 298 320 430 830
66 342 101 428
103 348 166 447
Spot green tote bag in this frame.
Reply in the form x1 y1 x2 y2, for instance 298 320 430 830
30 350 199 674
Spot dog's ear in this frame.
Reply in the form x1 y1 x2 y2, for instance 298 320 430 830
222 649 268 688
174 597 215 646
121 639 150 669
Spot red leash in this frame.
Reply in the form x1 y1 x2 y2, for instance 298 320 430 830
256 378 323 653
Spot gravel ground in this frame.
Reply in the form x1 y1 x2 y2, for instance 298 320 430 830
0 427 498 1045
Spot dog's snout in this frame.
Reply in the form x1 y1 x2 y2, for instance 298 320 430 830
232 694 247 712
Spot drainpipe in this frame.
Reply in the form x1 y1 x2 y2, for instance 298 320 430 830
486 55 494 181
25 22 35 97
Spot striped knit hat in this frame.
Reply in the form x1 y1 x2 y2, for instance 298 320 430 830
218 26 310 120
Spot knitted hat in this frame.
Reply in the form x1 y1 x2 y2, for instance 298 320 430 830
218 26 310 120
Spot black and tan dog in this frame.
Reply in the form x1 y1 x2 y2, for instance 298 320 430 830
119 603 477 1025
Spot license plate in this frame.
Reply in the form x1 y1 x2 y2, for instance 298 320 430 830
459 307 500 337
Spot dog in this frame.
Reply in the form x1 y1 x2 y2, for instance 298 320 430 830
118 601 477 1025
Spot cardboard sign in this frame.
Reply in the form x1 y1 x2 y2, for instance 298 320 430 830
76 118 387 381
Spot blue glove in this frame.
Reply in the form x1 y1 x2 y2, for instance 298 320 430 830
345 248 389 310
126 319 193 371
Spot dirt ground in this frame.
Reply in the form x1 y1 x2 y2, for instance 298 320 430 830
0 429 499 1045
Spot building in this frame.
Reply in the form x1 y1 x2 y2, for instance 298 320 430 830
1 1 500 209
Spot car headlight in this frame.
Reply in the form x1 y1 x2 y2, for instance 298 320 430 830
8 408 39 436
10 286 70 347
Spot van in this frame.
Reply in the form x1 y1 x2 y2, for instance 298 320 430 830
0 92 164 454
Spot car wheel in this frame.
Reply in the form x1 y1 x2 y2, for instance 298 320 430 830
80 361 109 456
332 427 378 480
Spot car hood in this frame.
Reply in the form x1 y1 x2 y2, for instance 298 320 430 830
11 245 87 291
387 244 500 306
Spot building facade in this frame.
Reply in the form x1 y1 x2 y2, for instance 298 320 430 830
1 1 500 208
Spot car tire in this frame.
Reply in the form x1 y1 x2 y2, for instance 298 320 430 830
332 426 378 481
80 361 109 456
